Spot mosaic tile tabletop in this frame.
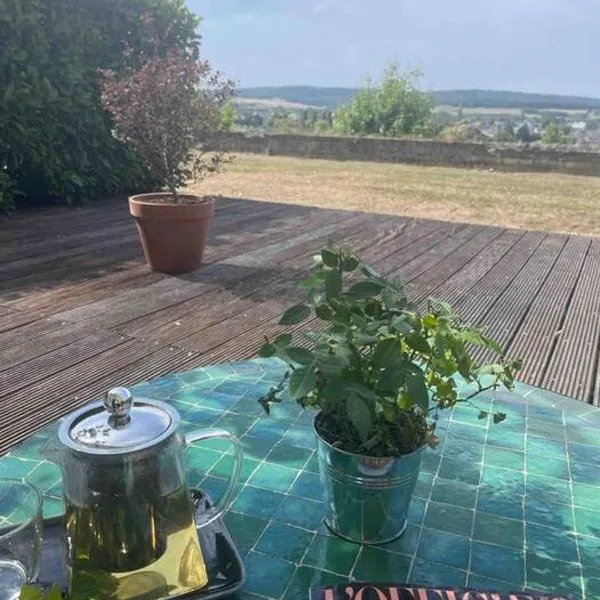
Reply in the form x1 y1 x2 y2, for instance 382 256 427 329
2 358 600 600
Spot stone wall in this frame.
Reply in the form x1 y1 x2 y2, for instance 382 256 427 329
215 132 600 177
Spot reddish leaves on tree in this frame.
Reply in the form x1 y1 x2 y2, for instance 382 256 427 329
100 39 234 199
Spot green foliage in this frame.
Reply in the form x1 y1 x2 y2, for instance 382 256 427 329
260 246 522 457
541 120 566 144
0 0 199 213
332 64 437 138
19 585 63 600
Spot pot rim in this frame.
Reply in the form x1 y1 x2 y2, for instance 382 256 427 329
129 192 215 207
312 412 428 461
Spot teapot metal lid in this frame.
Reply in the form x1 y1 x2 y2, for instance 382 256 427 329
58 387 180 455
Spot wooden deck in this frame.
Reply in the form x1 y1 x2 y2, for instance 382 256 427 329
1 198 599 454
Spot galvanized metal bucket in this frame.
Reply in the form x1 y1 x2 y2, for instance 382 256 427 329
314 421 426 545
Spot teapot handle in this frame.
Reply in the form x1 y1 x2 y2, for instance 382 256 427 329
185 428 243 528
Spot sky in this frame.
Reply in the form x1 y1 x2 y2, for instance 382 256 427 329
187 0 599 98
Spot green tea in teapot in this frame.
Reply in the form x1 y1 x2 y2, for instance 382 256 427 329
66 485 208 600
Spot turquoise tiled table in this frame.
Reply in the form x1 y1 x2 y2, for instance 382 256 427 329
3 358 600 599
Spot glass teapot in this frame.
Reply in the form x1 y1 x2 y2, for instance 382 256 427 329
55 387 242 600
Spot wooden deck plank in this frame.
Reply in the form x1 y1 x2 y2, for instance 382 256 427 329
1 198 599 452
542 239 600 403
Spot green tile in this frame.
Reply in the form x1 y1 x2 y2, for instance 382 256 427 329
526 552 583 597
231 396 266 417
526 435 567 459
193 391 239 411
413 471 434 500
485 425 525 451
417 528 469 570
573 482 600 511
574 506 600 538
247 419 291 443
477 486 523 520
526 419 566 440
410 559 467 588
256 521 314 562
421 450 441 474
42 495 65 519
385 523 421 556
567 425 600 446
576 533 600 567
569 442 600 467
305 453 320 473
0 456 40 479
25 461 61 493
267 444 313 469
467 574 518 593
443 440 485 464
470 541 524 587
186 446 224 473
446 421 488 444
214 413 257 437
283 567 346 600
473 512 524 549
423 501 474 537
232 487 286 518
303 533 360 576
481 466 524 495
526 522 579 563
200 475 228 500
438 457 481 485
276 496 324 530
244 551 296 598
282 425 316 450
290 472 323 501
583 565 600 600
524 498 574 531
407 497 427 525
484 446 524 471
430 477 478 509
570 460 600 486
526 473 571 504
240 436 277 460
248 463 299 493
210 455 260 483
353 546 411 580
224 511 269 548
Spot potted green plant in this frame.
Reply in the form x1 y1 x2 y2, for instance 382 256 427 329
260 246 522 544
99 31 234 274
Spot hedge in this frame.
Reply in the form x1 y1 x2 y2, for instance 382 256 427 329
0 0 199 213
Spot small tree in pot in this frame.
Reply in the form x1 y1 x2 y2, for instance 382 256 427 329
100 19 234 274
260 246 522 544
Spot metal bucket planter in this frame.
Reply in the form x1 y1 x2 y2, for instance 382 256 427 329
314 418 426 545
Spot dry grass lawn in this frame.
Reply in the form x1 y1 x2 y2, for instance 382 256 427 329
192 153 600 236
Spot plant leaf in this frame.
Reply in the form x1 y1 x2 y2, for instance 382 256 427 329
372 338 404 369
321 248 339 268
259 342 276 358
341 256 359 272
347 393 372 441
377 368 406 394
279 304 311 325
347 280 385 299
274 333 292 347
286 347 315 365
493 412 507 424
405 332 431 354
315 304 333 321
406 370 429 413
288 366 316 399
325 269 343 299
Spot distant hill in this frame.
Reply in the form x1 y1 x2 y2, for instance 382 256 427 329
237 86 600 111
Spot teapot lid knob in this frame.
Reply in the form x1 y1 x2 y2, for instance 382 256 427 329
104 387 133 419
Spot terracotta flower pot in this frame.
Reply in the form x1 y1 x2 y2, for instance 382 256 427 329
129 193 215 274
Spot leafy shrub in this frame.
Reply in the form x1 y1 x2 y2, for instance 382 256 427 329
100 26 234 199
0 0 199 213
